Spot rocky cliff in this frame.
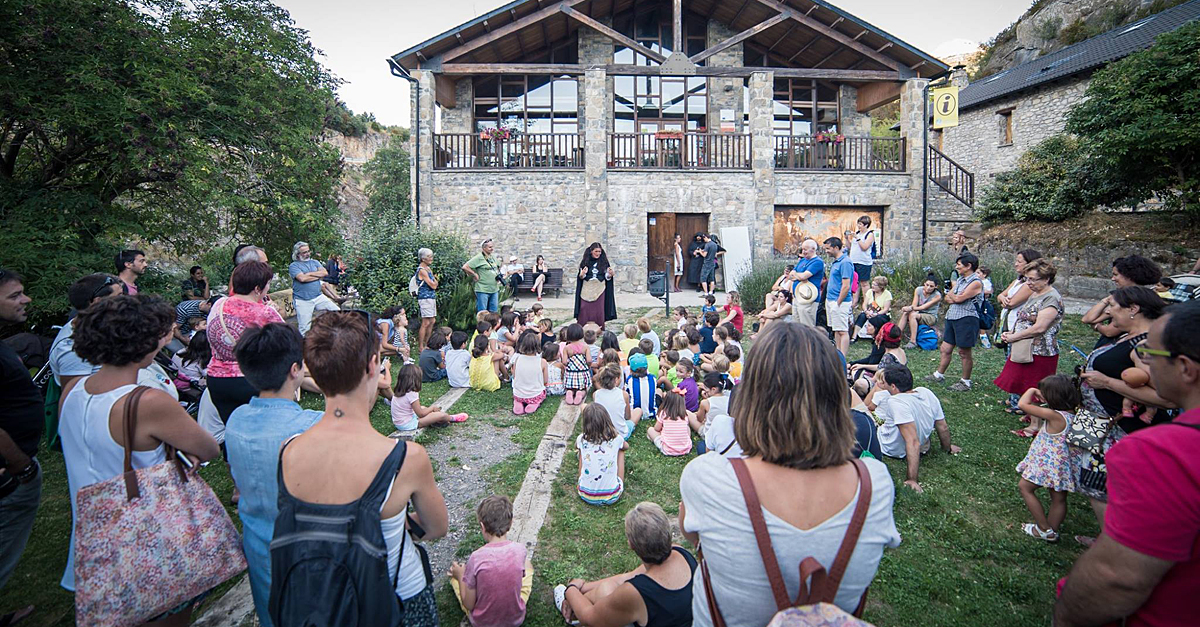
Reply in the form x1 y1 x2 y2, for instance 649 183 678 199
323 128 392 238
974 0 1185 78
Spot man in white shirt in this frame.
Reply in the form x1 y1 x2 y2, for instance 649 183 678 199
501 256 525 295
862 364 960 493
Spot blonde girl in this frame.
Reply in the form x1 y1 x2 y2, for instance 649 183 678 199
647 386 692 456
469 334 505 392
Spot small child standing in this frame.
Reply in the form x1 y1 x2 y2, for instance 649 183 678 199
593 364 639 439
445 331 471 388
509 333 548 415
575 403 628 506
674 359 700 413
625 353 657 423
543 343 565 396
637 317 661 354
448 495 533 627
469 335 505 392
1016 374 1080 543
701 294 718 315
561 323 592 405
392 364 468 435
647 387 692 456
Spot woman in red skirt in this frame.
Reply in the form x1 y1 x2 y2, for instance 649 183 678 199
995 259 1066 438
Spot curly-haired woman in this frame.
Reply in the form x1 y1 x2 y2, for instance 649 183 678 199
57 295 221 606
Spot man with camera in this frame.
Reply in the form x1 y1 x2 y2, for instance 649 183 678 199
0 269 42 605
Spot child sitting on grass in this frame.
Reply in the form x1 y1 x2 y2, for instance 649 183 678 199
723 343 743 382
700 372 739 457
593 363 639 439
601 331 624 362
646 385 692 456
619 324 640 356
509 332 548 415
637 317 660 354
469 334 505 392
673 306 689 330
701 293 718 315
674 359 700 413
576 403 628 506
673 332 694 367
561 323 592 405
658 350 682 387
445 331 471 389
392 364 468 434
583 328 601 369
1016 374 1080 543
698 311 720 355
690 371 732 436
544 343 565 396
538 318 556 347
598 348 624 377
528 302 545 325
418 332 448 382
684 327 702 366
637 339 660 376
625 353 656 422
497 311 520 350
449 495 533 627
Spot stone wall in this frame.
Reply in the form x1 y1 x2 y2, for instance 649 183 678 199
441 77 474 134
940 76 1089 183
578 20 614 133
837 85 871 137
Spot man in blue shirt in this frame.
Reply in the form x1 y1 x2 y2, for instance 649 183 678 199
824 237 855 356
789 239 824 327
226 323 321 627
289 241 338 335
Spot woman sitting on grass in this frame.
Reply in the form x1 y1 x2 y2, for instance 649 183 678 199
848 320 906 396
575 403 628 506
752 289 792 338
555 502 697 626
680 322 900 626
391 364 468 435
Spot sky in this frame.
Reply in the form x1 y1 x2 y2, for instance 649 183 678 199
274 0 1032 127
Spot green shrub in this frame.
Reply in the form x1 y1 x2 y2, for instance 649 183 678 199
1034 17 1062 40
734 259 792 315
1060 18 1090 44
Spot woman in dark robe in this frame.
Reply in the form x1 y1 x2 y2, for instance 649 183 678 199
685 232 705 289
574 242 617 327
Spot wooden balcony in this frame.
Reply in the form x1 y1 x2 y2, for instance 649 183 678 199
432 133 583 170
608 132 751 170
773 135 906 172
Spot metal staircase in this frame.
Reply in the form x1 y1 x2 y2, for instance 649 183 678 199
928 146 974 207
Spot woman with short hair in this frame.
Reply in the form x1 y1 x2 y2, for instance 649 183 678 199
207 261 284 424
995 259 1066 435
415 248 438 350
680 322 900 627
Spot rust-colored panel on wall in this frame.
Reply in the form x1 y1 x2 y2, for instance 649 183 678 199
773 206 884 258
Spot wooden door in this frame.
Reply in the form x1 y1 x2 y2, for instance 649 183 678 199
647 213 676 273
676 214 710 288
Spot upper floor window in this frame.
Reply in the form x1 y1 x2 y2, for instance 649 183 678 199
612 6 706 64
474 75 579 135
762 77 839 136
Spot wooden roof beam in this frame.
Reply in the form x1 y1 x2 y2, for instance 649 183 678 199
691 12 789 64
768 23 798 51
787 35 822 63
433 0 588 63
747 0 908 75
438 62 902 80
560 4 667 63
729 0 753 26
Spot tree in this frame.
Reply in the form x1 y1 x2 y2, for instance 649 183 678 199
363 144 412 222
1066 20 1200 214
0 0 345 322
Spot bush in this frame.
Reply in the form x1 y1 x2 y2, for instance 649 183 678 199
975 135 1123 223
1034 17 1061 40
734 259 792 315
873 250 1016 309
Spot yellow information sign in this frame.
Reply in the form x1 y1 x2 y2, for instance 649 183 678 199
932 86 959 129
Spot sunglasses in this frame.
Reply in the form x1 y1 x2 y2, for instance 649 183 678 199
91 276 126 301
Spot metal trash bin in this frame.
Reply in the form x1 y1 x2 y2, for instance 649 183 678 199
647 271 667 297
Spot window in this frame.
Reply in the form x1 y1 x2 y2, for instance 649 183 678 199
473 75 579 135
998 108 1013 146
612 5 708 132
768 78 839 136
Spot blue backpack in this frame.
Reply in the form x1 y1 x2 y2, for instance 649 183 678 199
915 325 939 351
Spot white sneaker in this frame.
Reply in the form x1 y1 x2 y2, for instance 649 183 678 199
553 585 581 625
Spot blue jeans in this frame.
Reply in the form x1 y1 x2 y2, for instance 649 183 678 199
0 458 42 589
475 291 498 313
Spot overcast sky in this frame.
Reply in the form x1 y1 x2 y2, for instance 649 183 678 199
274 0 1031 127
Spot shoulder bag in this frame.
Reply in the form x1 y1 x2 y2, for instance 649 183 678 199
73 387 246 627
699 458 876 627
1066 408 1112 456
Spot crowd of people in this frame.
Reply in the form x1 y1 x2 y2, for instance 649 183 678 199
0 225 1198 627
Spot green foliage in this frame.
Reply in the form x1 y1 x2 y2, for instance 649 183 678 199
325 99 377 137
870 102 901 138
363 144 413 222
975 135 1129 223
1034 16 1062 40
0 0 346 324
1066 20 1200 215
734 258 792 315
873 251 1016 302
1059 18 1092 44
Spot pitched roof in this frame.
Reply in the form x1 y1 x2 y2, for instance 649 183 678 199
960 0 1200 110
390 0 946 79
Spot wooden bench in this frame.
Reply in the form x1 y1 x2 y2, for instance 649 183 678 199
516 268 565 297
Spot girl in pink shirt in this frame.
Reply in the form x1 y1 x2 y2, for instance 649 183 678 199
647 385 692 456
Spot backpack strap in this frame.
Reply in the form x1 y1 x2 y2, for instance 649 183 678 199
821 459 872 607
728 457 792 611
363 441 409 509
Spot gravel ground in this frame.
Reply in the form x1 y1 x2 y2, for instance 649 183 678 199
420 417 521 584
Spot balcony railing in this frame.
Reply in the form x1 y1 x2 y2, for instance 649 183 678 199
432 133 583 170
608 132 751 170
928 146 974 207
773 136 906 172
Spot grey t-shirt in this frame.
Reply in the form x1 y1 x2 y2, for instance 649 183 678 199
702 242 719 269
681 454 901 626
289 259 323 301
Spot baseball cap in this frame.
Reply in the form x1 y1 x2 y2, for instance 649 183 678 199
629 353 648 370
509 256 518 261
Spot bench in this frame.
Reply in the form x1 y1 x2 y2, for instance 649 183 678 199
516 268 565 297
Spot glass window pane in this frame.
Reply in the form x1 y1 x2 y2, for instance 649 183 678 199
614 47 635 64
614 117 635 133
553 79 577 114
501 80 525 99
688 95 706 115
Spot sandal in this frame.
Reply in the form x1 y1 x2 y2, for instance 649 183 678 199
0 606 33 627
1003 406 1025 415
1074 535 1096 548
1019 415 1032 424
1010 428 1038 438
1022 523 1059 542
553 585 582 626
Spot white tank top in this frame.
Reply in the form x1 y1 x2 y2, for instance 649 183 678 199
381 477 430 599
593 387 629 437
59 378 166 591
848 232 874 266
707 394 730 418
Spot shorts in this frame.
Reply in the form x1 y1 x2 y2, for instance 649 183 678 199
825 300 853 332
853 263 873 284
624 419 637 441
418 298 437 318
916 312 937 326
699 265 716 283
943 316 979 348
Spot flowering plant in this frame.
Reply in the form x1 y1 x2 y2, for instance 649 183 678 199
655 130 685 140
479 127 511 141
814 132 845 144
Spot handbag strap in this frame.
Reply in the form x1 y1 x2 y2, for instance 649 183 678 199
122 386 186 501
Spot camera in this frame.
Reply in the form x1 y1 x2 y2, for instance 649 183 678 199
943 279 953 291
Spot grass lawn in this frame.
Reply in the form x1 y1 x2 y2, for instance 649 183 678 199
519 317 1101 627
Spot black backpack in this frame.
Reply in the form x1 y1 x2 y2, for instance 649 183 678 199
269 439 408 627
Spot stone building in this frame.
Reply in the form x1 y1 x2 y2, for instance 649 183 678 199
931 0 1200 239
389 0 949 291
